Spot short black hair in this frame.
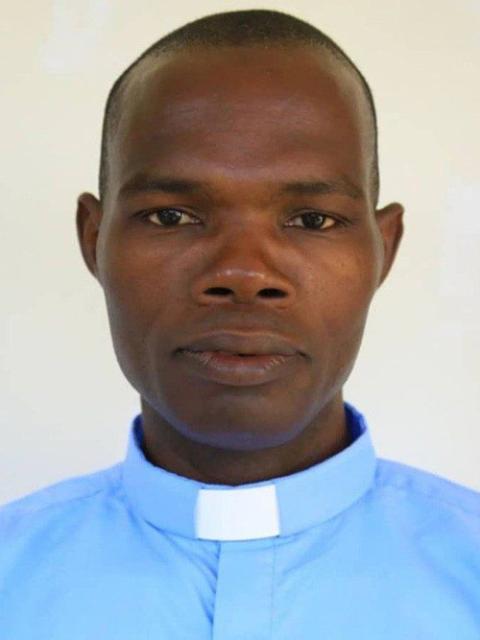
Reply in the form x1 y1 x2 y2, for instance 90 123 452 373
99 9 379 205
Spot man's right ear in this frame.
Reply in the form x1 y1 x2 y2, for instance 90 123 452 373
76 192 103 281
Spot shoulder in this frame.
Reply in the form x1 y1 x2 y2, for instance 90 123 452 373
0 464 123 538
374 457 480 530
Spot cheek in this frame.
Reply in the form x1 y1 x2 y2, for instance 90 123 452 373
99 234 180 368
308 243 379 343
306 247 378 394
101 229 178 318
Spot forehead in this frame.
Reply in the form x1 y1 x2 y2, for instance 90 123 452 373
109 45 372 198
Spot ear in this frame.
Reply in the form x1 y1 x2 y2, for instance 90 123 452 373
375 202 405 288
76 192 103 281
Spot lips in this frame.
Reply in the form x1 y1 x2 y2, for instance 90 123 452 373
177 345 299 387
178 331 302 357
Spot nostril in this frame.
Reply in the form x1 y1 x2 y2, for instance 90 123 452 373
261 289 285 298
206 287 231 296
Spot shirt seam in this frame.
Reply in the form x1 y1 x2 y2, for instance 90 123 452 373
1 468 121 520
376 476 480 522
269 537 277 639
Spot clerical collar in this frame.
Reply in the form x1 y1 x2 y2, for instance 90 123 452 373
121 402 377 542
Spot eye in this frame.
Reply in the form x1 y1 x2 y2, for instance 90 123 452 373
286 211 341 231
143 208 199 227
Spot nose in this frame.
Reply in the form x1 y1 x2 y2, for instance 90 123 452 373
190 232 296 307
197 269 290 305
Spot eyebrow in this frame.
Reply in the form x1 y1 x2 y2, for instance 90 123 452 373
118 174 363 200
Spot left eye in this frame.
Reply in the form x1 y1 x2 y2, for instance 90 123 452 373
286 211 338 231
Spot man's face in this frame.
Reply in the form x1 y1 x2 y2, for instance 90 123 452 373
77 45 403 451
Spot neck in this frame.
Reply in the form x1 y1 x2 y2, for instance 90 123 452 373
140 394 352 486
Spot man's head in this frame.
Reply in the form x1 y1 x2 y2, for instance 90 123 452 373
77 9 403 459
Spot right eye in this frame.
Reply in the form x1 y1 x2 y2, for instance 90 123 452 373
141 208 200 227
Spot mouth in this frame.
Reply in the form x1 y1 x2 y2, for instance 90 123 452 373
184 349 265 357
178 331 301 358
176 348 298 387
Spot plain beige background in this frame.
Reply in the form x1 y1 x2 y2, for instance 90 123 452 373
1 0 479 504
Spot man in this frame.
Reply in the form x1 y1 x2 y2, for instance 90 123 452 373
1 9 479 639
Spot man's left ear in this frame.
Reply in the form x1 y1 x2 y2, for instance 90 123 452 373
375 202 404 288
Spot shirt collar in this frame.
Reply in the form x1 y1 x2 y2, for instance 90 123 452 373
121 402 377 541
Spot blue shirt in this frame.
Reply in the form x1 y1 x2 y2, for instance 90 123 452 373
1 402 479 639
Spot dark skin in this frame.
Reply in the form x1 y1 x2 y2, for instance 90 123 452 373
77 45 404 485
